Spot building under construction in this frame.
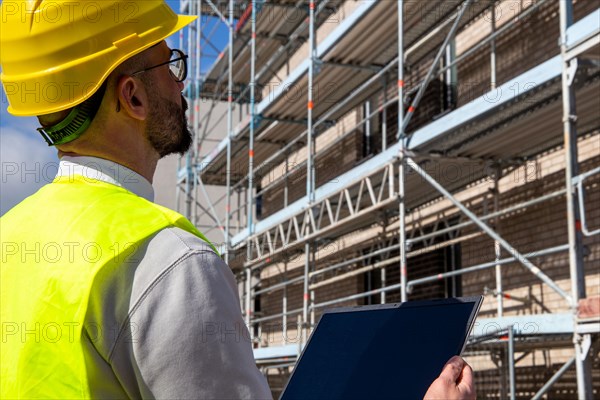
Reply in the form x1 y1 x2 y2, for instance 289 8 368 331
174 0 599 398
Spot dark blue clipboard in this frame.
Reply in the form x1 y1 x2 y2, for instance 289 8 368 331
280 296 483 400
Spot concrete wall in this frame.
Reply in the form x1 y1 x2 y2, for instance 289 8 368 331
153 100 249 245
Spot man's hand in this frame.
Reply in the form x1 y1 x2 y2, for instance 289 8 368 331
423 356 476 400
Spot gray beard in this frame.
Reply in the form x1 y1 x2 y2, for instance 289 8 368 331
146 95 192 157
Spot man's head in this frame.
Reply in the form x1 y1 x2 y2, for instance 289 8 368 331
41 41 193 159
1 1 197 180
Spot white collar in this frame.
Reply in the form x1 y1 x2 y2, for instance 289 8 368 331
56 156 155 202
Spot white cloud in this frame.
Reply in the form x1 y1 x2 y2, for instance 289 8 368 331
0 117 57 216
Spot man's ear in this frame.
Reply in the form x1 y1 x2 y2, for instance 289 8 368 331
116 76 149 121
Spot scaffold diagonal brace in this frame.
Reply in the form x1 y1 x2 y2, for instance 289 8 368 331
198 176 228 242
203 0 231 28
405 157 573 305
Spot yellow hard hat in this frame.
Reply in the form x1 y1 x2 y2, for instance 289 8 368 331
0 0 196 117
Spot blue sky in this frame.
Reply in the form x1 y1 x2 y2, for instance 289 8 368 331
0 0 229 215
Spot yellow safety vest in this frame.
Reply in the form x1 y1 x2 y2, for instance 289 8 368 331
1 175 217 398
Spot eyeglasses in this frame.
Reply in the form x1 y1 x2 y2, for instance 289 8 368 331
131 48 188 82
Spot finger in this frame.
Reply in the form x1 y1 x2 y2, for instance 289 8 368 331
457 362 473 389
439 356 465 383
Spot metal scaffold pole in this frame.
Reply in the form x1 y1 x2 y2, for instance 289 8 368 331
245 0 257 336
397 0 407 303
245 266 252 331
493 168 503 317
192 0 203 227
489 1 501 318
490 2 497 90
176 0 185 216
559 1 593 398
247 0 257 259
224 0 234 263
303 0 316 345
283 262 288 342
184 0 194 220
507 325 516 400
196 0 202 111
382 75 388 152
187 0 197 226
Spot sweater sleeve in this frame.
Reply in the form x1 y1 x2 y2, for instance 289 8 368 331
108 228 272 400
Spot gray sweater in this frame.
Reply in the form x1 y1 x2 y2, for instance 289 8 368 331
60 156 272 399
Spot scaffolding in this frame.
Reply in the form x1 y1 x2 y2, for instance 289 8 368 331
178 1 599 398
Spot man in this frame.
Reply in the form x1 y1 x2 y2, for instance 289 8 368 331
2 1 271 398
0 1 475 399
